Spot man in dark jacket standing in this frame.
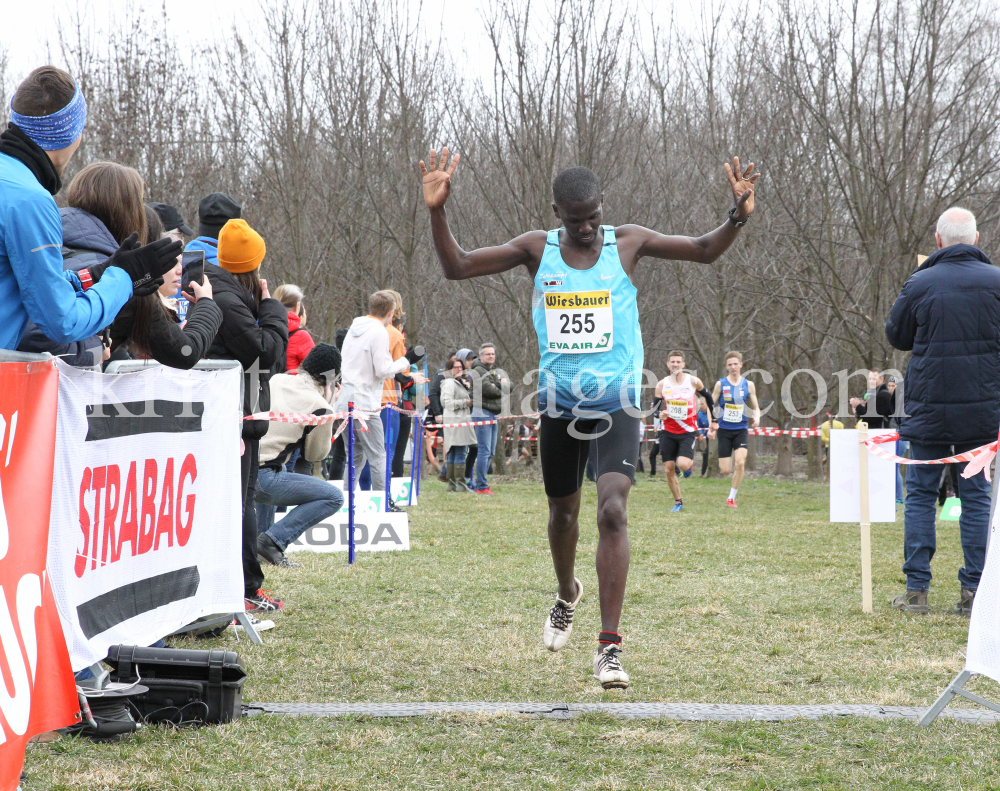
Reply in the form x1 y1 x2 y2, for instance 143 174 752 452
849 369 894 429
470 343 507 494
885 207 999 616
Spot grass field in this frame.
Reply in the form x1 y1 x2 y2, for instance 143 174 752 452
25 472 1000 790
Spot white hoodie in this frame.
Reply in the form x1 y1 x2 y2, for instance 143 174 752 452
335 316 410 412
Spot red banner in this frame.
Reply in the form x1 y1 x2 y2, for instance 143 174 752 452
0 360 79 791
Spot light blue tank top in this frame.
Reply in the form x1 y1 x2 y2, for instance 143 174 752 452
531 226 643 414
718 376 750 429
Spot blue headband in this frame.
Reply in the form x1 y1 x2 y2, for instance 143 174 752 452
10 86 87 151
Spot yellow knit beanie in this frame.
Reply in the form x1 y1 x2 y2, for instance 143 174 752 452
218 219 266 273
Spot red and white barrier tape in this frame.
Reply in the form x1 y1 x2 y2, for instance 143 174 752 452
645 426 821 437
431 413 541 429
749 427 821 437
861 432 997 481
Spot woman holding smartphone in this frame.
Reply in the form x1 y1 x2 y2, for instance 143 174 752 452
109 206 222 367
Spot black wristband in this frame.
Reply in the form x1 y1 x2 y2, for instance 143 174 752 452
728 206 749 227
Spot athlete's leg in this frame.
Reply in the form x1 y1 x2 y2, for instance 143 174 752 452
718 457 733 476
732 447 748 489
595 472 631 633
548 490 582 602
665 460 681 501
539 415 589 604
676 456 693 473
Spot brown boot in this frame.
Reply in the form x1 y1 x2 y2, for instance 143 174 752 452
891 589 929 614
954 587 975 616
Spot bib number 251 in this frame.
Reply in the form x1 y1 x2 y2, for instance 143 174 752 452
559 312 596 334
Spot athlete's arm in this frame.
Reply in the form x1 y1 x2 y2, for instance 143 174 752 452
707 381 721 438
697 386 715 415
747 381 761 428
616 157 760 271
420 147 543 279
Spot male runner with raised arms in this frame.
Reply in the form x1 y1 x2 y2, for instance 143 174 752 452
709 351 761 508
653 351 714 512
420 147 758 689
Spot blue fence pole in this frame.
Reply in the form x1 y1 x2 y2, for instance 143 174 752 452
347 402 356 565
384 407 394 512
409 415 420 505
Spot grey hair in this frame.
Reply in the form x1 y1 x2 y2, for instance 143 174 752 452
478 342 495 354
936 207 978 247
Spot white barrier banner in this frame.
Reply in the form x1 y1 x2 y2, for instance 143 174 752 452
965 485 1000 682
47 362 245 670
284 512 410 553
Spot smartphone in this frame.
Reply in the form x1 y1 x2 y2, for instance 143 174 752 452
181 250 205 292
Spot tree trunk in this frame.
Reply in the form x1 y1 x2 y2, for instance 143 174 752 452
494 418 510 476
745 434 757 471
777 434 794 476
807 435 821 480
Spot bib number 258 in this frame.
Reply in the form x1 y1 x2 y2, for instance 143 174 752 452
559 312 596 334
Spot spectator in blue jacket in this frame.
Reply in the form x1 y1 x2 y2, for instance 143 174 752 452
0 66 180 350
885 207 999 617
185 192 241 264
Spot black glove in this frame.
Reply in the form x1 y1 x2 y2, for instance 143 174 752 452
404 345 426 364
106 233 183 296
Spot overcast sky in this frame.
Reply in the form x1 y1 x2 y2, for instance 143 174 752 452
2 0 704 86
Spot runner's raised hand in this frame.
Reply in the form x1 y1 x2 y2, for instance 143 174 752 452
724 156 760 221
419 147 460 209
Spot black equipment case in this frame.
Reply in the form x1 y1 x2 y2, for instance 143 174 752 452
105 645 247 724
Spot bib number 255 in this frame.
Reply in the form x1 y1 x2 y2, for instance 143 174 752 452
559 312 596 334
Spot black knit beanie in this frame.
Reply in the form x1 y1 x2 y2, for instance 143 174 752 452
301 343 341 386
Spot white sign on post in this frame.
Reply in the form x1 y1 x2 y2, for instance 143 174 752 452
829 428 897 523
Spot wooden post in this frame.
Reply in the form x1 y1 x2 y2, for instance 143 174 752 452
857 421 873 613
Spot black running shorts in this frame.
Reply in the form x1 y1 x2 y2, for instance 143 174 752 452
659 431 696 463
539 410 640 498
717 427 749 458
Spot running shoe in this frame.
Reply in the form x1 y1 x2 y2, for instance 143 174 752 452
543 577 583 652
593 644 630 689
245 589 285 614
670 502 683 513
726 498 737 509
683 468 692 478
475 487 495 495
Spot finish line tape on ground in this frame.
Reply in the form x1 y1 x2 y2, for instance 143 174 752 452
861 432 997 480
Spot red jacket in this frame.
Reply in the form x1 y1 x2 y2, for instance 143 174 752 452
286 310 315 374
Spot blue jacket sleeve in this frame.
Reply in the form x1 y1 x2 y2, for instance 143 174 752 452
885 279 916 352
6 194 132 343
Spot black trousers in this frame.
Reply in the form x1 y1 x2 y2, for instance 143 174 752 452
392 414 412 478
329 433 346 480
240 439 265 598
465 444 478 479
